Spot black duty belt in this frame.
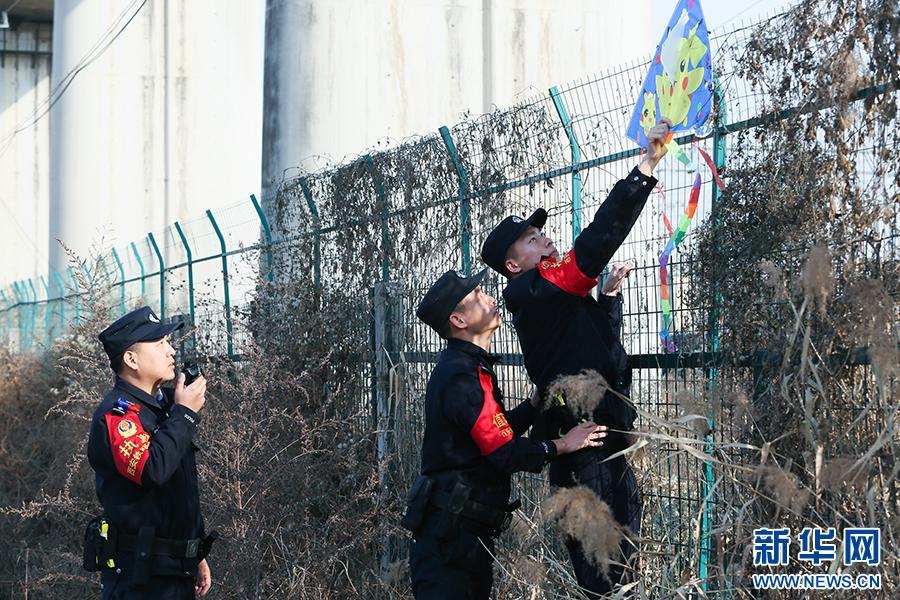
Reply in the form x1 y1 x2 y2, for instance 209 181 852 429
117 533 203 559
430 490 521 533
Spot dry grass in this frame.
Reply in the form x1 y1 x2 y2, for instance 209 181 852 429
544 486 624 578
546 370 610 419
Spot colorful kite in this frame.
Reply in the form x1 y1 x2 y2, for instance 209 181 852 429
626 0 713 165
658 172 702 351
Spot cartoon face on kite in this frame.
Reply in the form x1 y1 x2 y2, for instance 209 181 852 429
656 22 708 127
625 0 713 152
640 92 657 135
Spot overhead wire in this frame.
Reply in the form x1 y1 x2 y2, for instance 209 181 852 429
0 0 149 159
0 0 149 278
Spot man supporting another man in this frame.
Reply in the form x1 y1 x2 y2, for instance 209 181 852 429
405 269 608 599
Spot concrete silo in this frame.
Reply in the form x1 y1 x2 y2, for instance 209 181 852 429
261 0 652 203
47 0 264 284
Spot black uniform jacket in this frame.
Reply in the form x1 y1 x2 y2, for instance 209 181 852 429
87 377 204 577
503 166 657 447
420 339 554 508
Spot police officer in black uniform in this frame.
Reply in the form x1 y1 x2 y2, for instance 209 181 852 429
480 120 672 596
85 307 215 599
404 269 608 600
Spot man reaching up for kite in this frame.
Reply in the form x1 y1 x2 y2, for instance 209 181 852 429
480 118 672 596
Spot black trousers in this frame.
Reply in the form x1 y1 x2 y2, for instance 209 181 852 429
101 572 194 599
550 450 642 598
409 513 495 600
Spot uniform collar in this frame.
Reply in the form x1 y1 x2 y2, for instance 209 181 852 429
115 376 166 409
501 268 538 312
446 338 501 365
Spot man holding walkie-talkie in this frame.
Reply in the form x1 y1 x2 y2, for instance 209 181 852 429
85 306 216 599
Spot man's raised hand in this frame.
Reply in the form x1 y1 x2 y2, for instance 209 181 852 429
174 372 207 413
640 118 673 175
602 261 634 296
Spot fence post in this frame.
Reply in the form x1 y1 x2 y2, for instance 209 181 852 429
250 194 274 283
373 282 393 578
40 276 52 345
14 281 30 352
11 282 25 351
698 77 729 592
174 222 195 326
27 279 37 351
0 289 9 350
298 179 322 293
363 155 390 283
207 210 234 358
549 86 583 238
52 271 66 333
130 241 146 299
111 248 127 316
439 126 472 274
366 153 396 578
0 289 8 347
147 233 166 319
68 268 80 325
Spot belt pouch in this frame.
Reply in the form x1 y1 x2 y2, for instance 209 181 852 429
400 476 435 532
82 517 102 572
436 481 471 540
132 526 155 585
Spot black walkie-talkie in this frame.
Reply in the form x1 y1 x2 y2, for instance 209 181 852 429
182 360 201 387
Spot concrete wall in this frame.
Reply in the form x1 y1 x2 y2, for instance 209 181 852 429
48 0 264 280
262 0 652 200
6 0 654 286
0 23 52 287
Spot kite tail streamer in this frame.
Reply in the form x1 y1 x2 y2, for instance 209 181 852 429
659 172 702 351
697 145 726 191
655 184 674 236
664 131 691 166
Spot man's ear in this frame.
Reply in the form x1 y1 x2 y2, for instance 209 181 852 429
448 312 467 331
122 349 139 372
505 257 522 275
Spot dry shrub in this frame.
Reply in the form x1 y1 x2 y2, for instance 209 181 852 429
544 486 623 578
727 390 752 431
755 466 811 515
546 370 609 418
819 457 869 495
675 390 712 436
0 250 392 599
842 278 898 380
686 2 898 593
800 244 834 317
509 512 540 549
758 259 787 300
0 255 118 598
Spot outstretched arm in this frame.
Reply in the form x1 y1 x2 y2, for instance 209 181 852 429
570 120 671 280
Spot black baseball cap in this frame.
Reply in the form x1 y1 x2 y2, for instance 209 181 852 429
480 208 548 277
98 306 184 360
416 269 487 336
